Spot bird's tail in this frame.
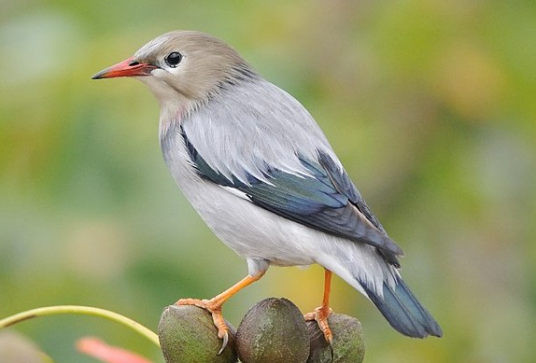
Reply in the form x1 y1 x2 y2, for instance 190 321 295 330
360 276 443 338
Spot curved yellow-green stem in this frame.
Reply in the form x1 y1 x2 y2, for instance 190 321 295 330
0 305 160 347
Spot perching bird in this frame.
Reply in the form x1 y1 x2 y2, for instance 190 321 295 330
93 30 442 349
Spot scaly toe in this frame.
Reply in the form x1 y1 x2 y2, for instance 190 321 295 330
175 298 230 354
175 298 208 308
305 306 333 344
211 307 230 354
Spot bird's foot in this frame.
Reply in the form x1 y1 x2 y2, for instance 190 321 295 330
175 298 229 354
304 305 334 344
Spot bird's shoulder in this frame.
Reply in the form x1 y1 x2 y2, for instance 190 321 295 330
178 78 331 184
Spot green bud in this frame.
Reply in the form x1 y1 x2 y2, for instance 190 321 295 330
236 298 310 363
158 305 237 363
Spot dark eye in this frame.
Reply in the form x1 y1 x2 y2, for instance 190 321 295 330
165 52 182 68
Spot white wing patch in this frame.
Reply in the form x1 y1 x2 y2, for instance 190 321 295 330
220 186 251 201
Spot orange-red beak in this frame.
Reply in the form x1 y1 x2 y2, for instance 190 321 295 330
92 57 157 79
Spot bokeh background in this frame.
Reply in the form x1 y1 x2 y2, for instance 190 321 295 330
1 0 535 362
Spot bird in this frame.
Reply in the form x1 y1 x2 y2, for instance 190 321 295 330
93 30 442 351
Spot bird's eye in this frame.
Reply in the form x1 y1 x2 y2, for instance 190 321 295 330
165 52 183 68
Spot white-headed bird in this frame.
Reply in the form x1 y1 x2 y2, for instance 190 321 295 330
93 30 442 350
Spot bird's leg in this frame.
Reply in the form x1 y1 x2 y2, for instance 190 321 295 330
176 272 265 353
304 268 334 344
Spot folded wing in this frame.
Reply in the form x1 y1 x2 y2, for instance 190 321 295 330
182 126 403 266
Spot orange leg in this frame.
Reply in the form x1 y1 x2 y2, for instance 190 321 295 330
176 272 265 353
305 268 334 344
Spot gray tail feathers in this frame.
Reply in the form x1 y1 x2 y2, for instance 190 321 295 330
361 276 443 338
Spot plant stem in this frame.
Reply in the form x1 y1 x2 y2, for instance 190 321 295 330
0 305 160 347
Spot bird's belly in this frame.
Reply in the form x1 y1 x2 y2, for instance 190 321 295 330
161 139 316 266
187 180 318 267
161 131 314 265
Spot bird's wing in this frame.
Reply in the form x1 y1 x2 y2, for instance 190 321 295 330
181 126 403 266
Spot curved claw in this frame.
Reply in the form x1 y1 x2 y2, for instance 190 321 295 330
211 307 230 354
218 331 229 355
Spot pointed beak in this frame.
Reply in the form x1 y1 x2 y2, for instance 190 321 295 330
92 56 158 79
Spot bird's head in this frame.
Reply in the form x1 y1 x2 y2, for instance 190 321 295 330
93 31 256 108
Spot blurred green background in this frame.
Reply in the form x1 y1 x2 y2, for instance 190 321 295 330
1 0 535 362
